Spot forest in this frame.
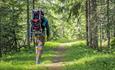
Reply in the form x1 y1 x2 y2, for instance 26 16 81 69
0 0 115 70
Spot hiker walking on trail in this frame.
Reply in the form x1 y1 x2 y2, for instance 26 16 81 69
31 9 50 64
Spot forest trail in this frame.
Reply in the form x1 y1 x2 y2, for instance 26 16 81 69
41 44 66 70
0 41 115 70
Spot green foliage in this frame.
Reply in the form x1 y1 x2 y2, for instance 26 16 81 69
111 37 115 47
63 41 115 70
33 0 86 40
0 0 115 69
64 56 115 70
0 0 27 55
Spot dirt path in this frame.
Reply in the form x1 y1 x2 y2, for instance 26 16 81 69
44 44 66 70
52 45 65 63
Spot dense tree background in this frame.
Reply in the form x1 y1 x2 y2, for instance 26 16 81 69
0 0 115 57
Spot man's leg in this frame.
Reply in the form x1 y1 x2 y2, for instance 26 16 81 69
36 36 43 64
38 36 45 60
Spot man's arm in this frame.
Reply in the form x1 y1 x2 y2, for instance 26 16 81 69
46 21 50 38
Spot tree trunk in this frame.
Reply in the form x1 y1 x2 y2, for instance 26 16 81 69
87 0 98 48
113 17 115 37
33 0 35 9
86 0 91 47
0 13 1 57
113 15 115 37
114 23 115 37
91 0 98 48
106 0 110 48
100 23 103 48
12 6 18 52
86 0 89 46
27 0 30 48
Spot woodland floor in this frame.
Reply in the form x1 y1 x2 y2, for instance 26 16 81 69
41 44 66 70
0 41 115 70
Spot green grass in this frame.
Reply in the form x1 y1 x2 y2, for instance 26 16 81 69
63 41 115 70
0 41 115 70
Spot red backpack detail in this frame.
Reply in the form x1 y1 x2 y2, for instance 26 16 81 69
32 19 39 23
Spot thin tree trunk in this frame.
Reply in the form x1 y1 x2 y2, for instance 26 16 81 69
111 1 115 37
88 0 91 47
113 16 115 37
114 24 115 37
12 5 18 52
88 0 98 48
107 0 110 48
32 0 36 46
27 0 30 48
0 47 2 57
13 31 18 52
89 0 92 48
93 0 98 48
100 23 103 48
33 0 35 9
0 8 1 57
86 0 89 46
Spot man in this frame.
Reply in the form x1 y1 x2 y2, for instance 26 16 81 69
31 9 50 64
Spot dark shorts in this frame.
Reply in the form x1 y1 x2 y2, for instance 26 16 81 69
32 31 46 42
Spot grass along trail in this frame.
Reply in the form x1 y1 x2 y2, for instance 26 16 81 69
0 41 115 70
